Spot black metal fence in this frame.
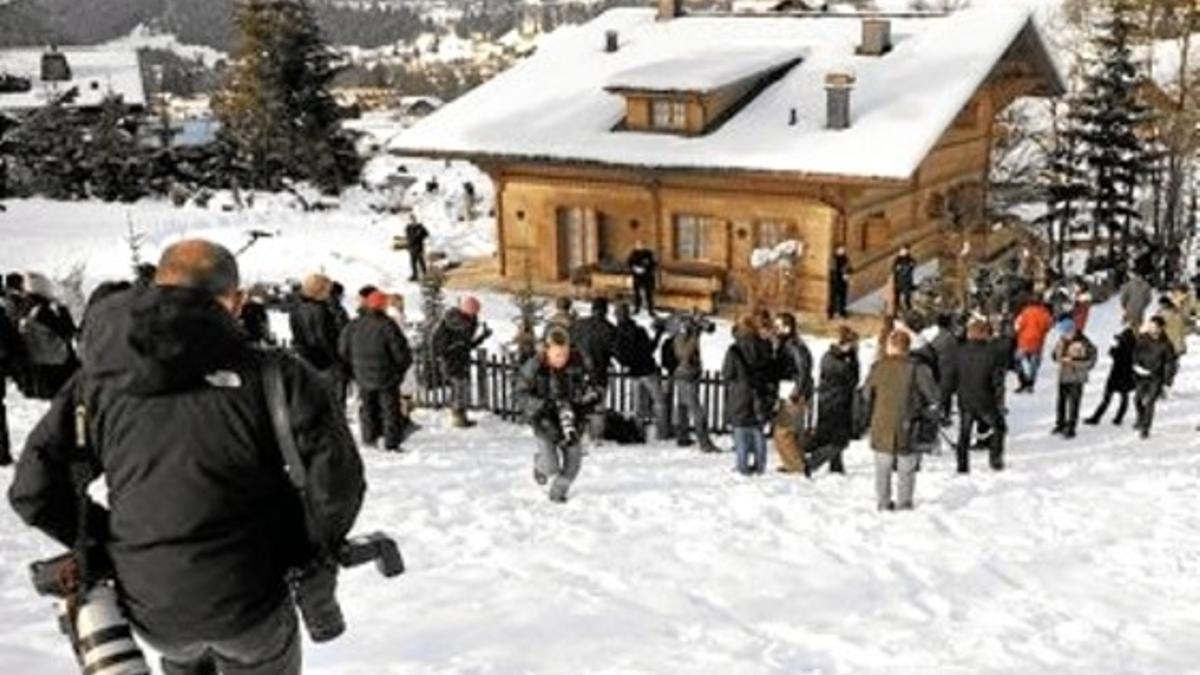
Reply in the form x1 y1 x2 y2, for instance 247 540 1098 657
412 349 732 435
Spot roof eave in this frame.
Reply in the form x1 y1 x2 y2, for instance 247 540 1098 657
388 145 911 187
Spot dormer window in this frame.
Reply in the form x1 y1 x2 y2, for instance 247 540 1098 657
605 47 803 137
651 99 688 131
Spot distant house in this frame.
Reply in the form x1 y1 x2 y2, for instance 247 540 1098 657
393 2 1064 313
0 46 146 114
399 96 444 119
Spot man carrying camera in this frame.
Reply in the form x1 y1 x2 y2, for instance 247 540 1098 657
9 240 366 675
516 327 597 503
671 311 719 454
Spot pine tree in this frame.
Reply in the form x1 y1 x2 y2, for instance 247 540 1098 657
1036 98 1091 278
87 95 146 202
214 0 361 194
1075 0 1154 273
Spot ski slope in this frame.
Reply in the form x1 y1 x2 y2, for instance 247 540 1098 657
1 268 1198 672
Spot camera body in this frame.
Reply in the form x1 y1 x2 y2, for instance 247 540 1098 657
291 531 405 643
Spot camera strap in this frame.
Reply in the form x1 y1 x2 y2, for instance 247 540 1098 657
69 375 97 603
261 352 330 557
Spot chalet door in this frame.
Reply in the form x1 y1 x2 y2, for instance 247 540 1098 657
556 207 599 279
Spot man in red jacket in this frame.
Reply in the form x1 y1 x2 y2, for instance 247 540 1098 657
1014 298 1053 393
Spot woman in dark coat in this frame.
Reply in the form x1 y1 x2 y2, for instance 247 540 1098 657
807 326 860 474
1084 322 1136 426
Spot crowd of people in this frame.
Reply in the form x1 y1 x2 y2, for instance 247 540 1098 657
0 232 1194 673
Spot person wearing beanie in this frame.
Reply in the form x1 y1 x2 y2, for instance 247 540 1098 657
339 290 414 451
357 285 379 316
432 295 492 427
1051 318 1096 439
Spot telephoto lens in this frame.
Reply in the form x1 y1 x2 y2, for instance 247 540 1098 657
558 406 578 446
69 583 151 675
291 560 345 643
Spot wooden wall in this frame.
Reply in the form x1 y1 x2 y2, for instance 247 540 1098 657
489 79 1014 314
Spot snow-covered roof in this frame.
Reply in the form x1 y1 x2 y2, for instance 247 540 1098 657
392 5 1064 182
0 47 146 112
606 46 805 94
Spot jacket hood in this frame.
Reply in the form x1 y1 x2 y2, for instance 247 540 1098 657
82 286 248 396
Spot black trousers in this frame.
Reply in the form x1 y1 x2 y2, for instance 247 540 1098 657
893 286 913 312
1134 378 1161 433
632 277 655 314
827 280 848 319
1056 383 1084 433
409 246 428 280
360 387 404 449
1088 384 1129 424
957 407 1005 472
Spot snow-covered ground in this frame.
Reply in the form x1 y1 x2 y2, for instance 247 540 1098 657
1 195 1199 672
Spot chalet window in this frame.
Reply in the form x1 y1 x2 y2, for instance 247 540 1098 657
557 206 598 273
925 193 946 220
673 214 714 261
756 220 794 248
651 99 688 131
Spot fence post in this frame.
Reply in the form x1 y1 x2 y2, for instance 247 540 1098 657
474 348 488 411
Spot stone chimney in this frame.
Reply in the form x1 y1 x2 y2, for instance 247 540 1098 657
856 17 892 56
40 45 72 83
657 0 683 21
605 30 620 53
825 71 856 130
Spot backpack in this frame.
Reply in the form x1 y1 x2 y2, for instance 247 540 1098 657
602 411 645 445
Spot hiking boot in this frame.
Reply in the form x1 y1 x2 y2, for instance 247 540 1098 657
533 468 548 486
676 436 695 448
1063 428 1076 439
549 491 568 504
1083 417 1100 426
1139 428 1150 440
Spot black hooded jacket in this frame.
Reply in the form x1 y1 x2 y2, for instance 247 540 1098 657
339 311 412 390
8 286 365 644
289 297 341 371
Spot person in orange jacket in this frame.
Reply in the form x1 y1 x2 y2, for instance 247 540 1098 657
1014 297 1054 393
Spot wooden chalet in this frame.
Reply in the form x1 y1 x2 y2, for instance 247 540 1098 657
393 1 1065 313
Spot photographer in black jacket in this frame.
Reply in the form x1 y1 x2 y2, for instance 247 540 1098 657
516 327 597 503
8 240 365 675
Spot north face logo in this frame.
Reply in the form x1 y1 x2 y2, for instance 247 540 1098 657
205 371 243 388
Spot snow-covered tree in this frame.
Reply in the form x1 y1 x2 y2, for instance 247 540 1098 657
1075 0 1155 269
214 0 361 194
1036 98 1092 277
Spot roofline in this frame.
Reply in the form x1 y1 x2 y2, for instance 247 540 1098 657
387 145 910 187
683 9 952 19
604 56 804 98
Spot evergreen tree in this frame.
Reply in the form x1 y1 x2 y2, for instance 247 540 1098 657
1036 98 1091 278
214 0 361 194
1074 0 1154 272
87 96 147 202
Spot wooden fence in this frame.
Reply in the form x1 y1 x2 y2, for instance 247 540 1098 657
412 349 732 435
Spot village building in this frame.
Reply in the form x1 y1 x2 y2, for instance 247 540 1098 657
392 2 1065 313
0 46 146 115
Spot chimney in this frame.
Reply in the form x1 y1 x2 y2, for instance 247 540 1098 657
825 71 856 130
605 30 619 53
657 0 683 21
40 45 72 83
857 17 892 56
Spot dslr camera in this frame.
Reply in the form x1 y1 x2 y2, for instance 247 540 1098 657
291 532 406 643
30 553 152 675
